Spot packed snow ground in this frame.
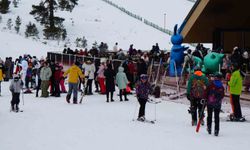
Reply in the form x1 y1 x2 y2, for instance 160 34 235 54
1 81 250 150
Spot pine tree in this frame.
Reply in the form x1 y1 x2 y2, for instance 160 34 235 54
30 0 78 40
6 18 12 30
0 0 11 14
15 16 21 33
13 0 18 8
25 22 39 38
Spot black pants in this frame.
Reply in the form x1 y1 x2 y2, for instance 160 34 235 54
231 94 242 118
190 98 203 122
106 92 113 101
207 106 220 131
36 79 41 97
54 81 60 97
85 79 93 94
138 98 147 118
11 93 20 107
25 76 31 89
119 89 127 101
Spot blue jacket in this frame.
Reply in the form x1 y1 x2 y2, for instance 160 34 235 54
116 67 128 90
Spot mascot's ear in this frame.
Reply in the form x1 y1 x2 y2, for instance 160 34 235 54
174 24 178 35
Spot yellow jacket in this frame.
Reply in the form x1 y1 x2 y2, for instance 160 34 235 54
63 65 84 84
0 69 4 81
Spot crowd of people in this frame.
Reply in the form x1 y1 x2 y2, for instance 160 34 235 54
0 42 249 137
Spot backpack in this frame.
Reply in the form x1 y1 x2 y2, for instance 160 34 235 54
190 78 207 99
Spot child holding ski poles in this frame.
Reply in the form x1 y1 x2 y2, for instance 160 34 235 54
206 73 225 136
9 74 23 112
136 74 152 121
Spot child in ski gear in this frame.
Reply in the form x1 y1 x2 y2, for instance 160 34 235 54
9 74 23 112
206 73 225 136
228 63 245 121
97 62 106 94
187 66 209 126
104 64 116 102
136 74 152 121
116 66 129 101
64 61 84 104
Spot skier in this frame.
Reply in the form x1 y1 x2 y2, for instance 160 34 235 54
206 73 225 136
136 74 152 121
186 66 209 126
116 66 129 101
9 74 23 112
228 63 245 121
64 61 84 104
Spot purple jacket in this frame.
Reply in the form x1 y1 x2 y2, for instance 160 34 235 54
136 81 152 100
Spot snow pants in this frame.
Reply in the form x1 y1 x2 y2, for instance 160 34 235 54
231 94 242 118
207 106 220 132
138 98 147 118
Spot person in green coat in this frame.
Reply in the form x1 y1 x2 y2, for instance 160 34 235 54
116 66 129 101
186 66 209 126
228 63 245 121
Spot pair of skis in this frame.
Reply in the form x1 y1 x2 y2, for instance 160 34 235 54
196 99 206 133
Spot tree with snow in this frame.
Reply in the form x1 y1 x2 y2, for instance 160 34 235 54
12 0 18 8
25 22 39 38
30 0 78 40
6 18 13 30
14 16 21 33
0 0 11 14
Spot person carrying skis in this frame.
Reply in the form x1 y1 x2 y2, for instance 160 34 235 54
228 63 245 121
186 66 209 126
9 74 23 112
64 61 84 104
136 74 152 121
206 73 225 136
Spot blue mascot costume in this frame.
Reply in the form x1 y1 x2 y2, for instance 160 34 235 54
169 24 188 77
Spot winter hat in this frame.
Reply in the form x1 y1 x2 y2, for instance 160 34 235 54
140 74 148 80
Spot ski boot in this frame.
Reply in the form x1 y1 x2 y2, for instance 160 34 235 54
192 120 197 126
137 116 145 122
66 94 71 103
214 130 219 136
207 128 211 135
15 105 19 112
73 97 78 104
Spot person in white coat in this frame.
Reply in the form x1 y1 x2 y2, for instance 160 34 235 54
82 59 96 95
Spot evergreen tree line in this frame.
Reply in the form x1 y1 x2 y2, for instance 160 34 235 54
0 0 79 40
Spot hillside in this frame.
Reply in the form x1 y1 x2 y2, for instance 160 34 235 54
0 0 193 59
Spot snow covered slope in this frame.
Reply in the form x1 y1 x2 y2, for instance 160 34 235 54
0 0 193 59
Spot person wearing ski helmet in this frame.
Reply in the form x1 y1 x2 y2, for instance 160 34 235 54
136 74 152 121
